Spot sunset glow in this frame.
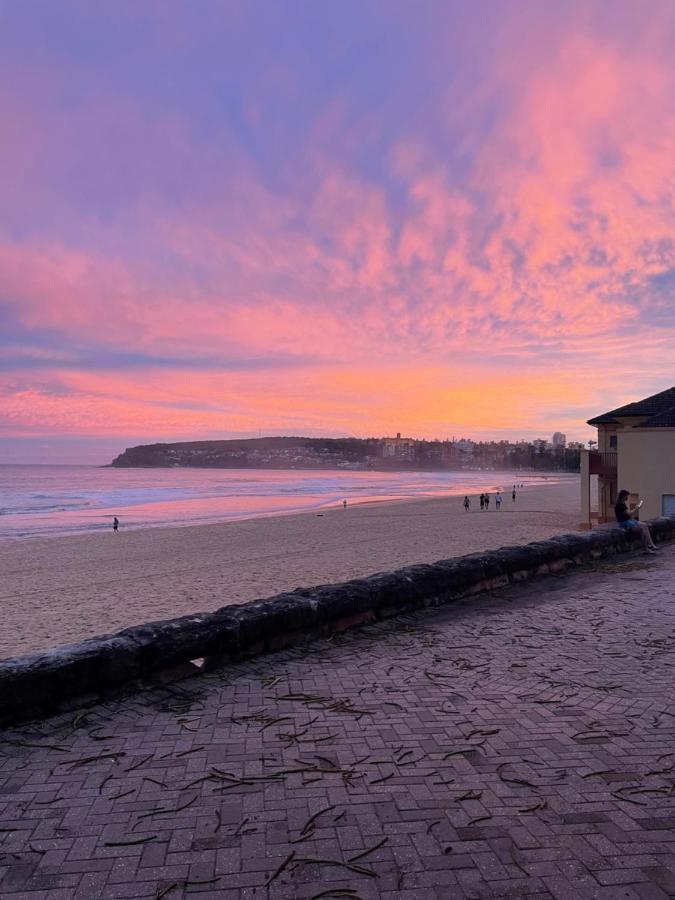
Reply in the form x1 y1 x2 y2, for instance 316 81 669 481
1 1 674 461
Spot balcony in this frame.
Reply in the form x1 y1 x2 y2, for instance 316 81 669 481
589 450 617 476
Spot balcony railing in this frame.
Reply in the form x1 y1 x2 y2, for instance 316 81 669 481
589 450 617 475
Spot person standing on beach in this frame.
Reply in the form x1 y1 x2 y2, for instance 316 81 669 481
463 496 470 512
495 492 502 510
484 493 490 510
479 493 485 510
512 487 516 502
343 499 347 509
113 516 119 533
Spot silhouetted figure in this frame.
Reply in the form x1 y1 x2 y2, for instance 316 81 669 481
615 489 657 554
343 499 347 509
479 493 485 510
484 493 490 510
464 496 470 512
512 488 516 502
113 516 119 533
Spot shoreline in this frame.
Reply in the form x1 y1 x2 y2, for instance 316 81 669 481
0 478 581 659
0 467 576 543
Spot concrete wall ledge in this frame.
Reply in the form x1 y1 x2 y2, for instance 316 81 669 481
2 514 674 725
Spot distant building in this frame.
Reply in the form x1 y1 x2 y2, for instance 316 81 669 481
454 439 474 454
567 441 585 450
418 440 443 464
533 439 549 452
381 432 417 461
581 386 675 527
552 432 567 449
440 440 457 464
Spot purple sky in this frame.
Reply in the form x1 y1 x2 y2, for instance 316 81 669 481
1 1 674 462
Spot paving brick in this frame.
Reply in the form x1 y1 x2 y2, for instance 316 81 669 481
594 867 651 885
631 883 672 900
2 547 675 898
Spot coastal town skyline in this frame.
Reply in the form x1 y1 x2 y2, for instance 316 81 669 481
2 1 675 463
109 432 583 474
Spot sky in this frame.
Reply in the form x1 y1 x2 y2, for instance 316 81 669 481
1 0 674 463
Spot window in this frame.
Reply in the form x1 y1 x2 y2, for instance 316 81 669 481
663 495 675 516
609 435 617 448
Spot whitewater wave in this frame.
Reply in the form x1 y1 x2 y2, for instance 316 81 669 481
0 464 569 541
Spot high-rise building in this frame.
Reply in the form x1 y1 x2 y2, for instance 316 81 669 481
552 432 567 449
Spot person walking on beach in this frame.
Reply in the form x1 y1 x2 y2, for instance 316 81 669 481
343 499 347 509
512 486 516 502
463 495 470 512
113 516 119 533
479 493 485 510
484 492 490 510
615 489 658 554
495 492 502 510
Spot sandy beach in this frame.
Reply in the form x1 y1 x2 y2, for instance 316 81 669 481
0 476 580 659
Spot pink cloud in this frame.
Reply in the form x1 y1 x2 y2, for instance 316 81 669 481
1 4 675 449
0 363 609 443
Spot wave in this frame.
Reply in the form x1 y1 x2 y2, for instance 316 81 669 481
0 466 572 541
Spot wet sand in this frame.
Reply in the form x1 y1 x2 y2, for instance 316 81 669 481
0 477 580 659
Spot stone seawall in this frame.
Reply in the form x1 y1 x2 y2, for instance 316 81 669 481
2 516 674 724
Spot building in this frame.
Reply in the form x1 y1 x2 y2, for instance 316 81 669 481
440 440 458 465
454 439 475 458
381 432 417 461
580 386 675 527
552 432 567 449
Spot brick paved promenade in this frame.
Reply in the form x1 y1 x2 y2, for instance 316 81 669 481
2 546 675 899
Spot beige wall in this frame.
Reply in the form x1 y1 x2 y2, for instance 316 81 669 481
597 424 614 452
580 448 590 527
597 417 650 452
617 429 675 519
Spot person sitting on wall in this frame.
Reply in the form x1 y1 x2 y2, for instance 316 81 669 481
614 489 658 555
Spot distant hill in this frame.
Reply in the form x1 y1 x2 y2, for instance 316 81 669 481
110 436 581 472
110 437 382 469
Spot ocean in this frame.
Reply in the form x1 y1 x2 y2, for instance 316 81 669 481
0 465 562 540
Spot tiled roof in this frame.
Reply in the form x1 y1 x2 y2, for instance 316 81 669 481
587 386 675 426
641 405 675 427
